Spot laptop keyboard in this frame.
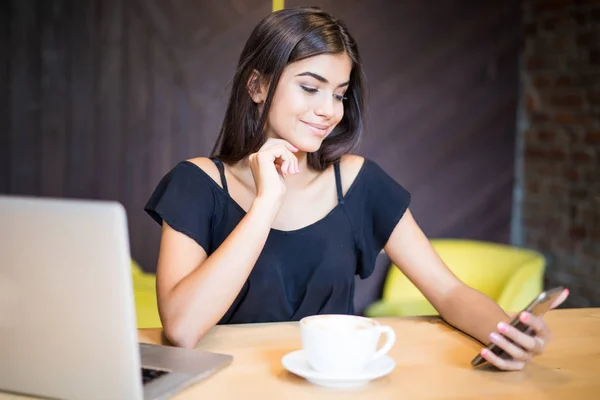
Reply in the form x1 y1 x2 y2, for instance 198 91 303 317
142 367 170 384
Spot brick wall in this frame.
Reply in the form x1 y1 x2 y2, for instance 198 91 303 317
516 0 600 307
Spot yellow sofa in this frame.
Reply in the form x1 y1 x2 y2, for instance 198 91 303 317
131 260 162 328
365 239 546 318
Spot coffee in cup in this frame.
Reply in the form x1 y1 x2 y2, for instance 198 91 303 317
299 314 396 375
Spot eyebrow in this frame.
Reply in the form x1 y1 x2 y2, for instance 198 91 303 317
295 72 350 87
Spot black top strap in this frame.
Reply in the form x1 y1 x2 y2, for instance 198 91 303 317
211 158 229 193
333 161 343 204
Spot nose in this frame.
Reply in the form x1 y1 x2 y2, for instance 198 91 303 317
314 96 335 118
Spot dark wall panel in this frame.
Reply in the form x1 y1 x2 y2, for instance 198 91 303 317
2 1 521 291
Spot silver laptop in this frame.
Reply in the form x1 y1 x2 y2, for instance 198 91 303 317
0 195 232 400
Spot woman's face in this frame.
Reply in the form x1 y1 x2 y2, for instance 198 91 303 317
262 53 353 152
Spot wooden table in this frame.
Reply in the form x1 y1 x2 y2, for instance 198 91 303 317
1 309 598 399
136 308 600 399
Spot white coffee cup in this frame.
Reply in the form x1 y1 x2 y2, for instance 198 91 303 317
299 314 396 375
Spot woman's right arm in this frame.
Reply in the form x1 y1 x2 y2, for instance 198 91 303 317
156 139 299 349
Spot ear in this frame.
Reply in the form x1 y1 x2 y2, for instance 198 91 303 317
247 69 268 104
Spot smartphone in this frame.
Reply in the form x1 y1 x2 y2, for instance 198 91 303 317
471 286 565 367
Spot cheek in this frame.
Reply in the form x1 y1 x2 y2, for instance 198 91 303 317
269 92 311 128
273 87 302 111
285 90 312 115
334 104 345 123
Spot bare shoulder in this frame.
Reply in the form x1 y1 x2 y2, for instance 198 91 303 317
186 157 223 189
339 154 366 195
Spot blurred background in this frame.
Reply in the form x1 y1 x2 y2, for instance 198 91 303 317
1 0 599 319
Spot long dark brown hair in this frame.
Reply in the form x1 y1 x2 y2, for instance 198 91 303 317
210 7 365 171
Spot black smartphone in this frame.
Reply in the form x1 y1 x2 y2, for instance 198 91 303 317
471 286 565 367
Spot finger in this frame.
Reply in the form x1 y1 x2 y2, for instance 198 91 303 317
519 312 548 337
279 147 297 174
258 148 286 174
280 148 296 175
533 336 546 354
284 141 299 153
280 159 289 175
260 141 299 173
281 149 292 175
489 332 532 362
480 348 526 371
268 146 290 162
260 146 284 161
260 139 283 152
497 322 537 352
550 288 569 309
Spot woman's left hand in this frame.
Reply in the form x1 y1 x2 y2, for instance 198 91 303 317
479 288 570 371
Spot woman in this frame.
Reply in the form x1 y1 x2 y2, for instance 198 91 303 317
145 7 568 370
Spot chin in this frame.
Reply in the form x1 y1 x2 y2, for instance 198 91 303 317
293 137 325 153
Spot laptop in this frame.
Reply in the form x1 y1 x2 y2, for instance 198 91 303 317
0 195 232 400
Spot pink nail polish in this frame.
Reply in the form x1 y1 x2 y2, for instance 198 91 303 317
497 322 507 333
521 312 529 322
481 349 489 357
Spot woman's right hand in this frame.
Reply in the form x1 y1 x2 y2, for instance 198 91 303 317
248 138 299 203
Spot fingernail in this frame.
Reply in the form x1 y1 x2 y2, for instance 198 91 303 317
497 322 508 333
490 332 501 342
481 349 489 357
521 312 530 322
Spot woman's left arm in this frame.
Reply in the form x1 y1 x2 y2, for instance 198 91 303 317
384 209 568 371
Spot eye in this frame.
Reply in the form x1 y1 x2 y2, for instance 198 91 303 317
300 85 318 94
334 94 347 102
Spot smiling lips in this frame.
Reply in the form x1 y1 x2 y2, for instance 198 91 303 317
302 121 330 137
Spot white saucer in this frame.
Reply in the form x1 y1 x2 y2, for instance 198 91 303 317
281 350 396 389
